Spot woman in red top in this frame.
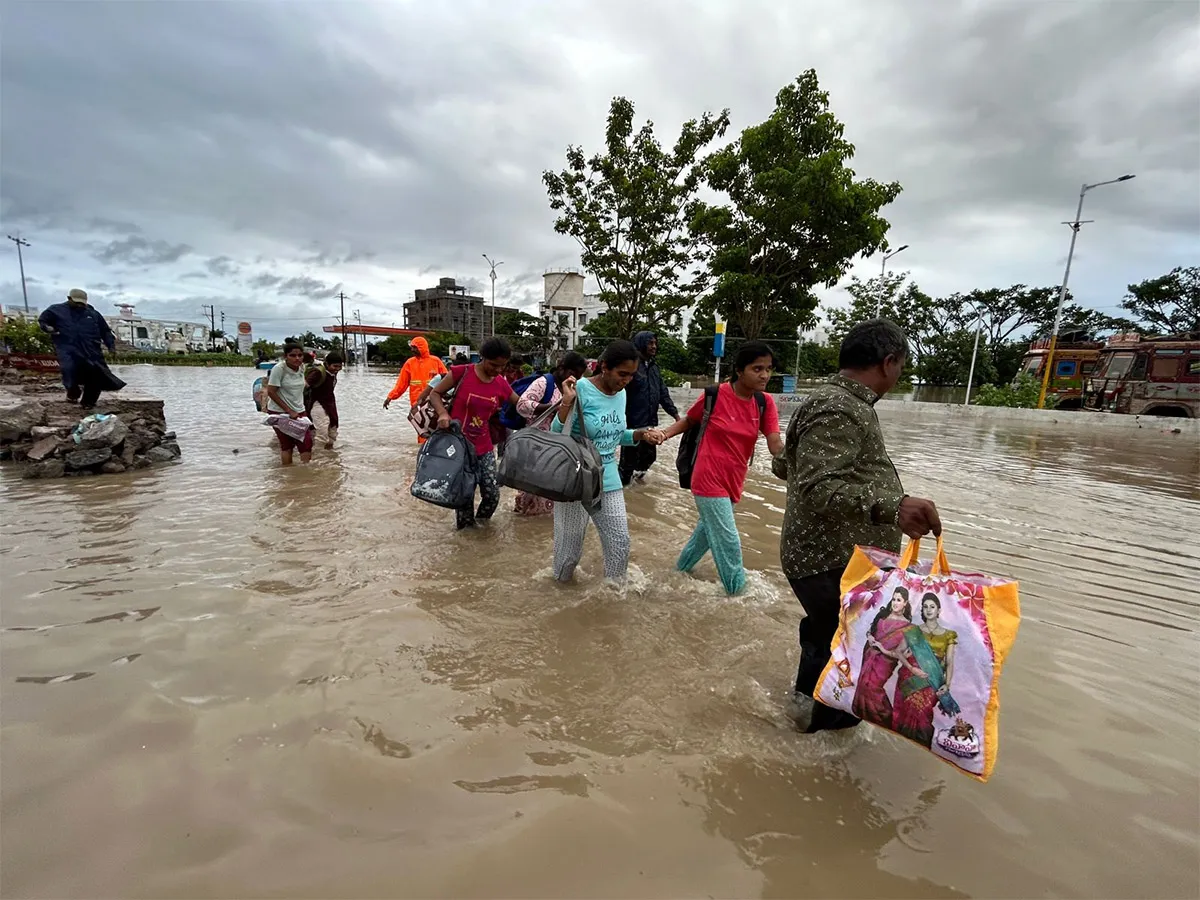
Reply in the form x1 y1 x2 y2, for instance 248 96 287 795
429 336 521 530
657 342 784 594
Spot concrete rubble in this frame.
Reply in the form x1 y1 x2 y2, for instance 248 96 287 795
0 389 181 479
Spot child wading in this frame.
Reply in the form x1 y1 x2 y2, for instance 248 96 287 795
265 342 314 466
551 341 664 582
305 351 344 450
658 342 783 594
429 337 522 530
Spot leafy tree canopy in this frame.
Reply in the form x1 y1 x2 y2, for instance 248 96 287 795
544 96 729 339
1121 265 1199 335
690 70 902 339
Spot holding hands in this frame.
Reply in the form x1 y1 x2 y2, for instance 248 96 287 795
642 428 666 446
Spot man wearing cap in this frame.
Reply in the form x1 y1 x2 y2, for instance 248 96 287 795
38 288 126 409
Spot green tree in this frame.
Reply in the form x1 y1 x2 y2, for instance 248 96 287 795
250 339 277 358
543 96 730 338
494 310 545 355
918 328 997 386
690 70 902 339
825 273 944 371
375 335 413 363
1120 265 1199 335
795 340 839 376
425 331 470 359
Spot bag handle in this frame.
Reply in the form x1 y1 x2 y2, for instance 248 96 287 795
570 379 591 442
898 534 951 576
530 401 562 429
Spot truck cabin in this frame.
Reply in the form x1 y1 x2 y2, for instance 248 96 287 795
1086 332 1200 418
1016 337 1102 409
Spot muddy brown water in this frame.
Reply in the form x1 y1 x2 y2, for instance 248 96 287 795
2 366 1198 899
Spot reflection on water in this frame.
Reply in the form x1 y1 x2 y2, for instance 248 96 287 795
1 365 1197 898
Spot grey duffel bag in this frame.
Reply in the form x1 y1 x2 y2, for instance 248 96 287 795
497 404 603 504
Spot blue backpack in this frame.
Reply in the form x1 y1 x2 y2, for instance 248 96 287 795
499 373 554 430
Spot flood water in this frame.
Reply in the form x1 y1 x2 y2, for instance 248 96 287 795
2 365 1198 899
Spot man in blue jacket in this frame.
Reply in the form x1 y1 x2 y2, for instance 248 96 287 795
620 330 680 485
38 288 126 409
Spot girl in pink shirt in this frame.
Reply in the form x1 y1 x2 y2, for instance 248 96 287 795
429 337 521 530
657 342 784 594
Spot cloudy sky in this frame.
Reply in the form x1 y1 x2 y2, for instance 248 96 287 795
2 0 1197 341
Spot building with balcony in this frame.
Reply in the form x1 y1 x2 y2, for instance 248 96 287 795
403 277 519 347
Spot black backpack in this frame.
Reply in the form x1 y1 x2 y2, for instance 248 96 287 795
410 422 479 509
675 385 766 490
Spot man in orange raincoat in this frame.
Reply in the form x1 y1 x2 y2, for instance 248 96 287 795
384 336 448 442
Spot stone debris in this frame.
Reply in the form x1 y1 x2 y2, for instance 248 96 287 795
0 395 180 479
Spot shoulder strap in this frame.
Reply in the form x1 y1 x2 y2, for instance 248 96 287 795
754 391 766 420
695 384 721 445
570 378 591 441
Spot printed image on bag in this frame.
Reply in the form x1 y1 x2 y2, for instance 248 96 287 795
815 535 1020 781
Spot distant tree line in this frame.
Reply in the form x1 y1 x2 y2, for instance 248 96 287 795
539 64 1196 387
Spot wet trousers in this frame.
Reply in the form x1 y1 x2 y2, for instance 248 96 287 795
677 495 746 595
65 361 108 408
789 568 861 733
618 442 658 485
456 450 499 530
552 489 630 582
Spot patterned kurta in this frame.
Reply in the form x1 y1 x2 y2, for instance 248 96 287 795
773 374 905 579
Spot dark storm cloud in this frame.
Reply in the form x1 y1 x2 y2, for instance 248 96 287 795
0 0 575 273
90 235 193 266
0 0 1195 320
277 275 336 299
247 273 284 290
205 256 238 277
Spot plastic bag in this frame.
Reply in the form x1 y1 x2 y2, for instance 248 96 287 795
815 535 1020 781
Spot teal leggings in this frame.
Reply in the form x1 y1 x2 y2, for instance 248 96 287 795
677 495 745 595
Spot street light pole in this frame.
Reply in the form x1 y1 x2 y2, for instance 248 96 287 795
1036 174 1135 409
5 234 31 314
964 304 984 407
482 254 503 338
876 244 909 316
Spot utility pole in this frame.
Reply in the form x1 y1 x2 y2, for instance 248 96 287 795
354 308 363 364
482 254 503 337
337 291 348 355
220 311 226 351
202 304 216 351
876 244 909 316
5 234 31 314
1037 174 1136 409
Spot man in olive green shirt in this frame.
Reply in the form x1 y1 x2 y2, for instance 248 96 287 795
773 319 941 733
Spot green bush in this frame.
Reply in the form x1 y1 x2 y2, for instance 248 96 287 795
108 353 254 367
1 317 53 354
973 372 1059 409
659 368 685 387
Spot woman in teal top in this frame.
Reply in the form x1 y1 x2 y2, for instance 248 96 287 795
551 340 664 582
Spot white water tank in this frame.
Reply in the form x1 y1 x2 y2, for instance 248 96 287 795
543 269 585 311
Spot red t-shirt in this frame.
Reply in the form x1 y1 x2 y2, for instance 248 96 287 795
687 383 780 502
449 365 512 454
